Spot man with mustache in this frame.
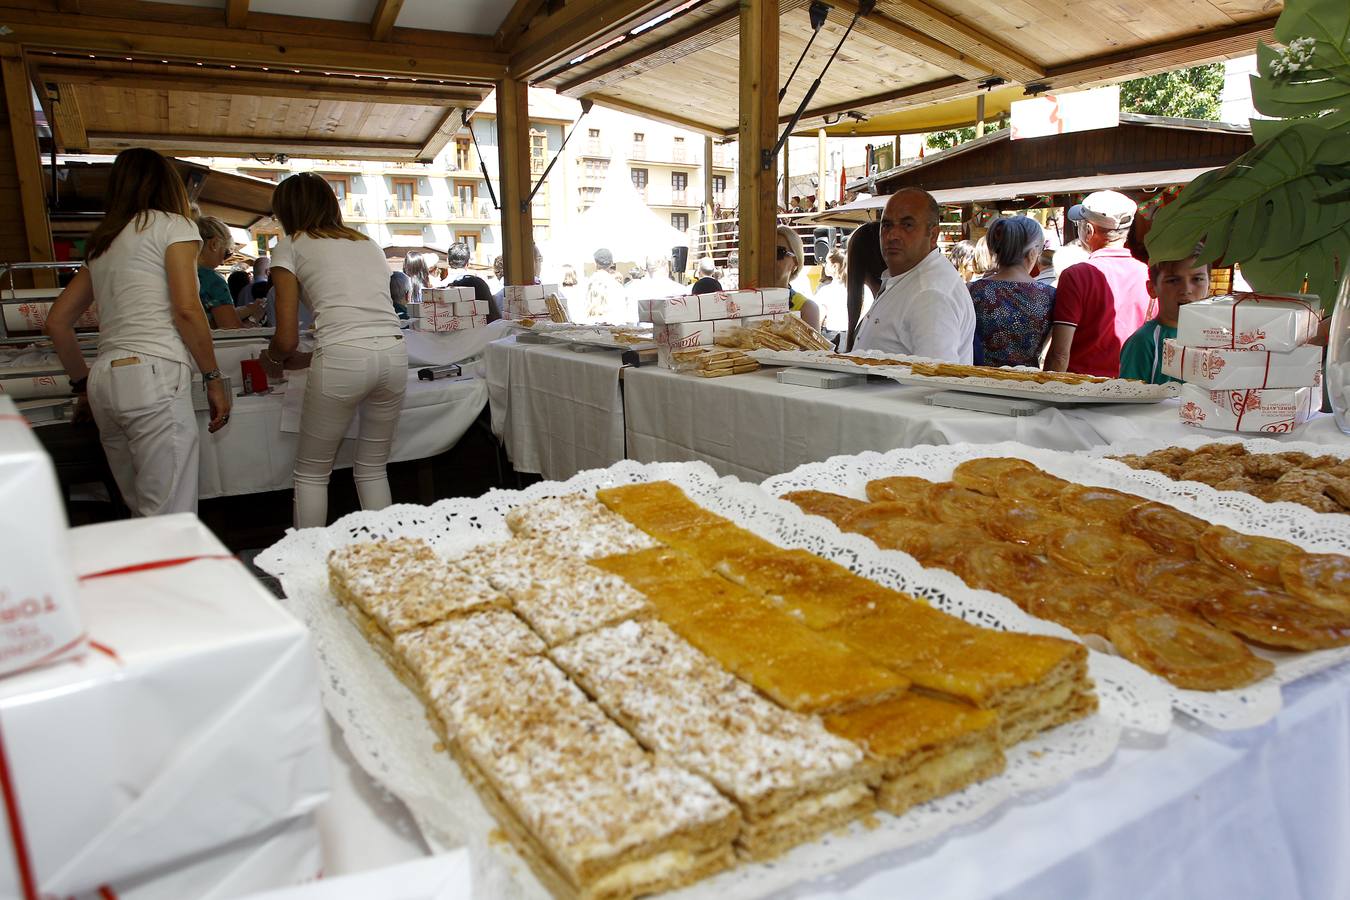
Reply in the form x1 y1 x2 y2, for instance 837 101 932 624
853 188 975 362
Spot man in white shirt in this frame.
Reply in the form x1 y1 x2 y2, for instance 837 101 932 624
854 188 975 362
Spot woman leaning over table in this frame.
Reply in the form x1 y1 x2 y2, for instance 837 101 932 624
195 215 265 329
259 172 407 529
44 147 231 516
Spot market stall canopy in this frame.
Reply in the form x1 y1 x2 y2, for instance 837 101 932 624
538 152 688 266
44 157 276 229
533 1 1278 137
818 86 1022 138
804 167 1224 225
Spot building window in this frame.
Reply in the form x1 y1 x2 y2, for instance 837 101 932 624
454 139 472 171
630 168 648 192
454 181 477 216
671 172 688 190
673 135 687 161
713 175 726 193
633 132 644 145
631 132 646 159
392 178 416 203
588 128 600 139
671 213 689 231
457 232 480 257
324 175 349 200
529 128 548 175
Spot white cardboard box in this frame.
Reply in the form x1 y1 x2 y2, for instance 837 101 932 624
1161 338 1323 389
0 514 329 898
1175 293 1321 352
448 299 488 317
1178 382 1318 433
642 289 791 324
0 396 83 677
78 814 322 900
422 287 475 304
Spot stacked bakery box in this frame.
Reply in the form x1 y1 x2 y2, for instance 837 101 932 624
640 288 791 366
0 397 329 899
1164 292 1323 433
407 285 490 332
504 283 566 321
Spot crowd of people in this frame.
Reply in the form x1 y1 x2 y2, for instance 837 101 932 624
42 147 1211 529
844 187 1210 385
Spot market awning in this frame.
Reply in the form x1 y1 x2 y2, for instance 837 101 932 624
802 167 1222 225
817 86 1023 138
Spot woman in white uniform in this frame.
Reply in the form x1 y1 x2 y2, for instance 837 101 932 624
259 173 407 528
46 148 231 516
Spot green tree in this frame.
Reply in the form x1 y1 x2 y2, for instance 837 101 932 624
1118 63 1225 119
925 118 1007 151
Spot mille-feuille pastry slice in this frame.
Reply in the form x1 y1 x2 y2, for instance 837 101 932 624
554 618 876 861
327 539 506 676
640 574 909 714
824 603 1095 746
588 546 711 593
394 607 547 716
595 482 782 567
503 493 661 558
822 692 1004 815
433 652 741 900
457 540 647 645
713 548 903 629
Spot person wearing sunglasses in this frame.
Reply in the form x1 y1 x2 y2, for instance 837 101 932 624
774 225 821 329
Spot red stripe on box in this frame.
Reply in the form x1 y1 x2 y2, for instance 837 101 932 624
0 721 38 900
77 555 235 582
21 632 86 670
0 415 30 427
98 885 119 899
89 640 121 664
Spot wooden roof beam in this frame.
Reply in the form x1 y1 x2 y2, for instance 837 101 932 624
792 75 978 127
495 0 550 51
49 82 88 150
370 0 402 41
225 0 247 28
583 92 730 138
872 0 1042 82
35 62 485 105
0 2 508 81
1041 16 1277 88
831 0 989 81
509 0 695 81
85 131 425 160
553 1 811 97
416 105 463 163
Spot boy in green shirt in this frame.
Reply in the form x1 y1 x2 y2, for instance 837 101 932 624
1118 253 1210 384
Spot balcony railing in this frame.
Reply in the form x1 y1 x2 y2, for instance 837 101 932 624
670 190 689 205
633 185 648 201
630 143 647 160
340 198 365 218
583 140 607 157
672 146 689 163
446 197 496 219
385 199 430 219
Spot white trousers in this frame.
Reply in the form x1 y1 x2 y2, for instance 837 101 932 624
294 335 408 528
88 354 199 516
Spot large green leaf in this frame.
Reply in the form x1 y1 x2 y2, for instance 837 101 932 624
1146 123 1350 311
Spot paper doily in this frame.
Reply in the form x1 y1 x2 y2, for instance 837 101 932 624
257 460 1122 900
763 440 1350 731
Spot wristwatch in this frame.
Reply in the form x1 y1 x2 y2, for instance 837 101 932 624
69 376 88 395
201 369 224 383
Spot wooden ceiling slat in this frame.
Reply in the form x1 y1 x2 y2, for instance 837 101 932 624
832 0 990 80
370 0 404 41
871 0 1044 81
49 83 88 150
85 131 423 159
509 0 695 80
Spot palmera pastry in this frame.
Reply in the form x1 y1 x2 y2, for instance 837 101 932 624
994 467 1070 505
780 490 868 527
924 483 1002 529
1195 585 1350 651
1279 553 1350 614
953 542 1059 608
1121 502 1207 558
1106 608 1275 691
1196 526 1303 585
1057 485 1145 525
950 457 1035 497
1044 527 1154 578
987 503 1077 553
858 517 971 568
1024 579 1156 638
865 475 937 504
839 500 932 533
1116 555 1238 613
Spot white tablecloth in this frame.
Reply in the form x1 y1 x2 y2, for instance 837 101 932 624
304 657 1350 899
485 336 627 480
623 367 1341 481
197 373 486 499
403 319 518 367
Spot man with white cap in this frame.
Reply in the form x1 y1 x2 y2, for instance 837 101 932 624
584 247 628 323
1045 190 1153 377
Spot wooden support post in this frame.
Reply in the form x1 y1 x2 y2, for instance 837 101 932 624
702 135 715 258
975 92 986 138
0 48 54 287
737 0 778 290
816 128 826 212
496 77 535 286
781 135 790 211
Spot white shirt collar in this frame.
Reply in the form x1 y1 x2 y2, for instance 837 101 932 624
880 247 943 293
